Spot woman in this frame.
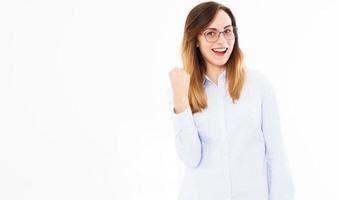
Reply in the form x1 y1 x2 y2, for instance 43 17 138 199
168 1 295 200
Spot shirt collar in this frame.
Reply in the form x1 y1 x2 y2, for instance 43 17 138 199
203 69 226 85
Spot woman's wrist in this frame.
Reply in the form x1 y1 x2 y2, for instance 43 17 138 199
173 96 189 113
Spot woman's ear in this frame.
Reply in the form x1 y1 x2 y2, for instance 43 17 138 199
196 43 199 48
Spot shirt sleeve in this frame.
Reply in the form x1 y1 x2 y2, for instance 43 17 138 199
167 89 202 168
260 77 295 200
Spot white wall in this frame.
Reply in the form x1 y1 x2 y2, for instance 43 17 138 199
1 0 338 199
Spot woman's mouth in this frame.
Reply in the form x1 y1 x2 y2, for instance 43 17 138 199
212 48 228 57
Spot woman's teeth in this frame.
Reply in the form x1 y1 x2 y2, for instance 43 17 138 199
212 48 227 56
213 48 227 52
212 48 227 53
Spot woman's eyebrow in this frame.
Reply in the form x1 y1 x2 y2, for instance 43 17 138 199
207 24 232 29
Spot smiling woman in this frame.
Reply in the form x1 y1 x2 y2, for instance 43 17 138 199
201 24 236 57
196 13 236 72
168 1 295 200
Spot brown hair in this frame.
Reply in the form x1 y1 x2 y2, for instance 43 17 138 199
181 1 246 113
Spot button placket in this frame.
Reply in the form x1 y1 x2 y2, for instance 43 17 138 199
217 79 232 199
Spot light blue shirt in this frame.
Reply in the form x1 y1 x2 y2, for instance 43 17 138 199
168 67 294 200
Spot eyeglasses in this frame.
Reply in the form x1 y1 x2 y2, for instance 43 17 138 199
201 25 237 42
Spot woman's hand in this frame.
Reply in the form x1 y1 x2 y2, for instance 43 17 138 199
168 68 190 113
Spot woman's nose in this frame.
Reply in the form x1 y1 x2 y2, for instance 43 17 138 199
216 33 229 45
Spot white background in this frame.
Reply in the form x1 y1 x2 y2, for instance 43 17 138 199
1 0 338 199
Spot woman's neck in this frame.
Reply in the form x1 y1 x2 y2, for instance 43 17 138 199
205 65 226 86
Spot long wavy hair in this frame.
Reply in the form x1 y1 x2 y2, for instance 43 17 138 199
182 1 246 113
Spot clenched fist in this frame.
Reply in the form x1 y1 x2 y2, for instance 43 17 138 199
168 68 190 113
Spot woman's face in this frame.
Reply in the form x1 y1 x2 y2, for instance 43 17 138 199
197 10 235 68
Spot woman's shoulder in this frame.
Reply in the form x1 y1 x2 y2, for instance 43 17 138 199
244 66 269 82
243 66 275 93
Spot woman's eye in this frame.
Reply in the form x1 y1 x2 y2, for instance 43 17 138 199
225 29 232 33
207 31 216 36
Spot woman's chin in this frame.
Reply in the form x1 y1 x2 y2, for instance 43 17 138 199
210 59 228 66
